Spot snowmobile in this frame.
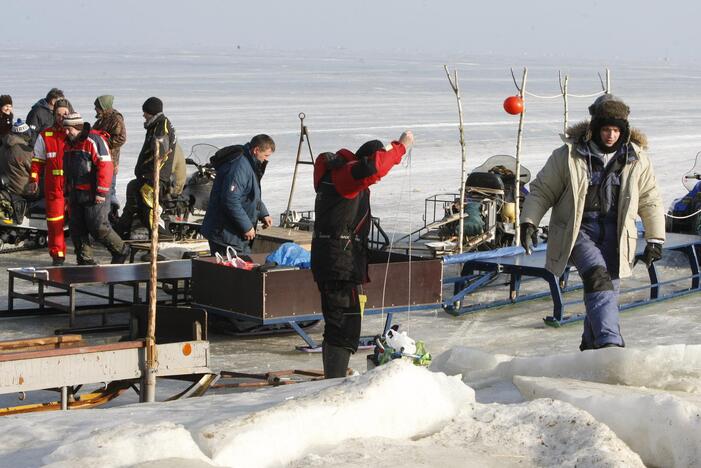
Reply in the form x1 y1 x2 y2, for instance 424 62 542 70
666 152 701 235
0 178 51 252
398 154 532 256
165 143 218 240
127 143 218 241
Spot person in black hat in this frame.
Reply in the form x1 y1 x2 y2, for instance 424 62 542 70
520 94 665 351
115 96 177 239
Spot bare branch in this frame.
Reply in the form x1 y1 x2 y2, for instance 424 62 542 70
444 65 458 93
510 68 521 93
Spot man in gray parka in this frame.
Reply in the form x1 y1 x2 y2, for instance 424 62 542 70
520 95 665 350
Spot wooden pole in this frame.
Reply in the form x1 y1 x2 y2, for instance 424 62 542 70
513 67 528 247
143 138 162 403
444 65 468 254
561 74 569 135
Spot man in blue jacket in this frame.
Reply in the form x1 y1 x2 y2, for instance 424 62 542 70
201 134 275 255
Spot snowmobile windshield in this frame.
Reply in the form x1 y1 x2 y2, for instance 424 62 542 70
472 155 531 184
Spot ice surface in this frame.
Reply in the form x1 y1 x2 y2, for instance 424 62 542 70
515 376 701 468
2 48 701 466
431 344 701 392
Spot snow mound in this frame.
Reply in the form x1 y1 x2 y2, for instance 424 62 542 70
41 422 211 468
431 344 701 392
199 359 473 468
289 399 644 468
514 376 701 468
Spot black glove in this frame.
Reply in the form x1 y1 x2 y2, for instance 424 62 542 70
520 222 537 255
642 242 663 267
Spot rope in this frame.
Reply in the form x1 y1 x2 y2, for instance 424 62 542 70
665 208 701 220
524 90 605 100
379 147 413 336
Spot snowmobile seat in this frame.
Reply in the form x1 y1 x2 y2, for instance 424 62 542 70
465 172 505 196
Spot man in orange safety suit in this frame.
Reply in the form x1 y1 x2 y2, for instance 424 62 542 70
29 98 73 265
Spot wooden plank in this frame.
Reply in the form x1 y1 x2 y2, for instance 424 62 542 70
0 335 83 351
0 340 145 363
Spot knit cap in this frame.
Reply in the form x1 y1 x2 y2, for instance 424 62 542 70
63 112 84 129
142 97 163 115
11 118 29 134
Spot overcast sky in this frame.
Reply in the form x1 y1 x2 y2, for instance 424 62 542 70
5 0 699 63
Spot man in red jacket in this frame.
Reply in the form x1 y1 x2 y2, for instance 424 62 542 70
311 130 414 378
62 113 129 265
30 98 72 265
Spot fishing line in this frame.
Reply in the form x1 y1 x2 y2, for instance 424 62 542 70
380 146 414 336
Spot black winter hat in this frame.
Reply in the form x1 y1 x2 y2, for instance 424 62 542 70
0 95 12 107
142 97 163 115
589 94 630 151
356 140 384 161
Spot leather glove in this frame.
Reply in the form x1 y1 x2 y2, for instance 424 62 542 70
520 222 537 255
642 242 662 267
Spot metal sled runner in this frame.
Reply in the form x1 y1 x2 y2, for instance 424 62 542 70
442 232 701 325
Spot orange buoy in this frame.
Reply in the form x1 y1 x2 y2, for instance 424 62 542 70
503 96 524 115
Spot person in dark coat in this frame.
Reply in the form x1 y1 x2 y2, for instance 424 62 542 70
0 119 33 196
0 95 13 138
115 97 176 238
311 130 413 378
26 88 64 142
201 134 275 255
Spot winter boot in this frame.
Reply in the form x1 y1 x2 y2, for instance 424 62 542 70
322 343 352 379
74 235 96 266
111 243 131 264
52 257 65 267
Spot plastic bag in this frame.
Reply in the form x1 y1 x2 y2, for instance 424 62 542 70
215 246 257 270
265 242 311 269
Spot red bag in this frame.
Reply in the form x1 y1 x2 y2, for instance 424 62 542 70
215 246 257 270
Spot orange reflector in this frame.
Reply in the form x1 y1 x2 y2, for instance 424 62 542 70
182 343 192 356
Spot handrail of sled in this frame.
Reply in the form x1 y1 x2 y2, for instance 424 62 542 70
442 243 547 265
0 340 146 363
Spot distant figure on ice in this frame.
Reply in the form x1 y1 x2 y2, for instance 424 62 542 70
93 95 127 221
201 134 275 256
62 112 129 265
26 88 65 142
115 97 176 239
311 130 414 378
520 95 665 350
29 98 73 265
0 95 14 137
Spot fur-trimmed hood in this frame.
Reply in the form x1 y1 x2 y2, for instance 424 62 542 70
564 120 648 151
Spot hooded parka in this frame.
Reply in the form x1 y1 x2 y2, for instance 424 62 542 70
521 121 665 279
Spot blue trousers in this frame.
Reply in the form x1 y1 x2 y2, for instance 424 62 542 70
569 214 624 350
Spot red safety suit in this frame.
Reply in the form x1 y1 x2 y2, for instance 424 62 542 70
31 127 67 261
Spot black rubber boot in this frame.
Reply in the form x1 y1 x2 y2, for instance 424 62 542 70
322 343 352 379
74 235 96 265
